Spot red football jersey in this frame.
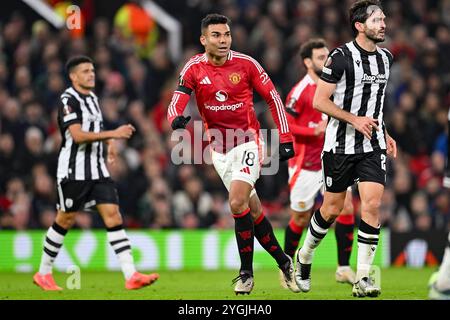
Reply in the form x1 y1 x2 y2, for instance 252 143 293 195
285 74 325 172
167 51 292 153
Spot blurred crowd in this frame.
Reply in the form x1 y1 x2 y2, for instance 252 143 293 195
0 0 449 232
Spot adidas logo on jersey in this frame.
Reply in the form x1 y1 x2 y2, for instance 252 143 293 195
200 76 212 84
240 167 250 174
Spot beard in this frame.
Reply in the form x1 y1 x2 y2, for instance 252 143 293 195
313 66 322 77
366 29 385 43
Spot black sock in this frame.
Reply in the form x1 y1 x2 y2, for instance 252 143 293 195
335 221 354 266
254 214 289 268
233 208 254 274
284 219 304 258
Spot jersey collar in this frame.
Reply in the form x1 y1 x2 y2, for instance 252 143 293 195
353 40 378 55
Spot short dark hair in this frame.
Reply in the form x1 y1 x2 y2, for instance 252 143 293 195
299 38 327 60
349 0 383 37
65 55 93 74
201 13 231 34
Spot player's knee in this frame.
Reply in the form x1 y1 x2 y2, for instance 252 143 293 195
102 209 123 226
361 198 381 215
56 212 75 229
250 209 261 221
292 212 310 227
321 204 342 221
249 203 262 221
229 196 248 214
342 202 354 215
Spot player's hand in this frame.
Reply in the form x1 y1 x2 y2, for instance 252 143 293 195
113 124 136 139
351 116 379 140
171 116 191 130
279 142 295 161
314 120 327 136
386 133 397 158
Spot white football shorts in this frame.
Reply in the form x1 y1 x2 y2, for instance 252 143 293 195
211 141 263 198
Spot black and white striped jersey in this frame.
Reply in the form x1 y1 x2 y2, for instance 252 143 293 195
56 87 110 181
320 40 393 154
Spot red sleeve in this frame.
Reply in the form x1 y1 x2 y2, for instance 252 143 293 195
249 59 292 143
286 112 316 137
167 90 191 125
285 95 316 137
166 62 196 125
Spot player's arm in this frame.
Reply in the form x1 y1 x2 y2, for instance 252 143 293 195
60 95 135 144
106 139 117 165
250 60 294 160
290 121 326 137
285 101 325 137
167 65 197 130
384 127 397 158
68 124 135 144
314 48 378 140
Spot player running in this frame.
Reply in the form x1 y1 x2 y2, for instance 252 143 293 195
167 14 298 295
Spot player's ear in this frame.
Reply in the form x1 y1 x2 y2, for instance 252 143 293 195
69 71 76 83
355 21 365 33
304 58 313 69
200 34 206 46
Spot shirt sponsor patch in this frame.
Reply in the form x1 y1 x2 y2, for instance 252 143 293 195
322 66 332 75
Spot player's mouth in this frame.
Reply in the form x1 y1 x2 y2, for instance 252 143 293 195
218 47 229 53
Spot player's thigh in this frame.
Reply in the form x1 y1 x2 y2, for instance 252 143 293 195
230 141 260 195
212 142 259 198
355 150 387 186
56 179 92 212
289 169 322 212
211 150 232 192
322 151 356 193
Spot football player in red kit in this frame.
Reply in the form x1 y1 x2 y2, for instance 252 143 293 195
167 14 298 295
283 39 356 287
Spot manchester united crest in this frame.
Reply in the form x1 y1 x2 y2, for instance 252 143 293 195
229 72 241 85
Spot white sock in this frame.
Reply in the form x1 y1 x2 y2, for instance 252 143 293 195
39 223 67 275
299 210 332 264
436 232 450 291
107 226 136 280
356 220 380 280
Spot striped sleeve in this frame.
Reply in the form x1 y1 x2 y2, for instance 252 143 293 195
167 57 201 125
58 93 82 130
320 48 346 83
246 57 292 143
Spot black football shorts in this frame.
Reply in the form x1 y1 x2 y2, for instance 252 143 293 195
322 149 387 193
56 178 119 212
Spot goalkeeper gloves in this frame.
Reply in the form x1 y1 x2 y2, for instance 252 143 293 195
279 142 295 161
171 116 191 130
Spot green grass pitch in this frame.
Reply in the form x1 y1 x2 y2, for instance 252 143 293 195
0 267 435 300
